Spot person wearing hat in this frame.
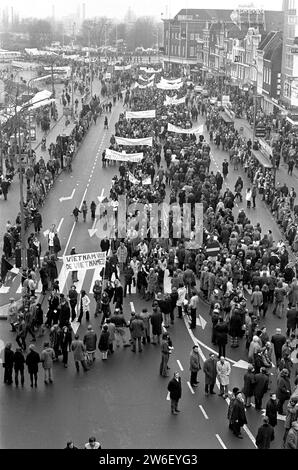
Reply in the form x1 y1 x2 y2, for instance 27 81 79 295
7 297 18 332
228 389 247 438
242 364 256 407
255 416 275 449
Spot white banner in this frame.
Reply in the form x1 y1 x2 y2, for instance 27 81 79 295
161 77 182 84
140 67 162 74
115 136 153 146
134 81 154 89
156 81 183 90
164 95 186 106
126 110 156 119
63 251 106 272
106 149 143 162
114 64 132 71
128 172 151 185
167 123 204 134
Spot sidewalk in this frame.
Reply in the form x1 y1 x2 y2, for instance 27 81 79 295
234 117 298 184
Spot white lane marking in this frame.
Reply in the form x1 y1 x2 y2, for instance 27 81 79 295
166 392 170 401
57 217 64 233
215 434 227 449
177 359 184 371
63 187 88 256
130 302 135 312
199 405 209 420
187 381 195 394
195 338 236 364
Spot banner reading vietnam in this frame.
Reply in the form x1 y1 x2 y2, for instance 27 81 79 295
156 81 183 90
126 110 156 119
63 251 106 272
114 64 132 71
115 136 153 147
105 148 143 162
167 123 204 134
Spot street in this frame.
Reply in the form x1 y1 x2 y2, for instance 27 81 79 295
0 97 292 449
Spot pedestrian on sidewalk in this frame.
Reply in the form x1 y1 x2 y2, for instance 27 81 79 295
167 371 182 415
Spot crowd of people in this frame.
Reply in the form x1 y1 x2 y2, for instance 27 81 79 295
2 63 298 449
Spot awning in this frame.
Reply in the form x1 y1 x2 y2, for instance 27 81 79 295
219 111 233 123
251 150 273 168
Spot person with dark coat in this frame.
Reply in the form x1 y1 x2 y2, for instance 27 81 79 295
39 262 49 294
286 305 298 337
53 233 61 260
58 295 71 328
60 325 72 367
214 317 228 357
129 313 145 352
242 364 256 407
25 344 40 387
160 333 171 377
265 393 278 432
33 211 42 233
167 371 182 415
47 256 58 287
229 391 247 438
254 367 269 410
276 368 292 414
189 345 201 387
203 353 217 395
13 348 25 387
271 328 286 366
98 324 110 360
255 416 274 449
3 343 14 384
150 306 163 344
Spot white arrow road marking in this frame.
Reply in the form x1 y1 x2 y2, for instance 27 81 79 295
71 321 80 335
215 434 227 449
97 188 105 203
130 302 135 312
166 392 170 401
199 405 209 419
187 381 195 394
196 314 207 329
59 188 76 202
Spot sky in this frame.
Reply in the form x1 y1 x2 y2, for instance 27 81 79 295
5 0 283 21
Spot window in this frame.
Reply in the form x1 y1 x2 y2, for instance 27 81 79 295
190 46 195 57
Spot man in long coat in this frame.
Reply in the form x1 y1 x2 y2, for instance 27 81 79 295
229 391 247 438
203 353 217 395
167 371 182 415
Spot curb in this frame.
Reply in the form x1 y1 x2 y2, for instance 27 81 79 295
33 114 64 151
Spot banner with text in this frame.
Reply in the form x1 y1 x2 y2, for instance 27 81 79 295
128 172 151 185
156 81 183 90
167 123 204 134
115 136 153 147
134 81 154 89
106 149 143 162
126 110 156 119
114 64 132 71
164 95 186 106
63 251 106 272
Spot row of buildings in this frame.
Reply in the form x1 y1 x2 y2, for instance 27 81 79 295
161 2 298 119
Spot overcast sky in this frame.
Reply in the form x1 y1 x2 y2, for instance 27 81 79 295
5 0 283 20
